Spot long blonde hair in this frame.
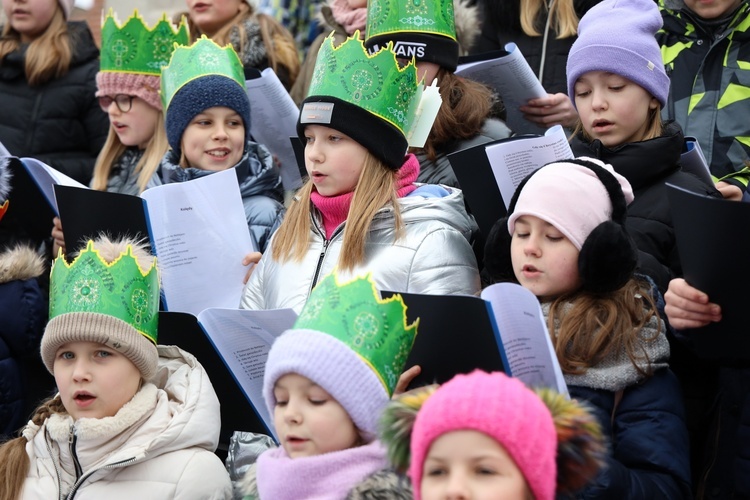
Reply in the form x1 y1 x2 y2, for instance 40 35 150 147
271 152 403 270
0 395 67 500
0 6 72 86
91 110 168 194
520 0 580 38
181 3 300 86
548 278 662 377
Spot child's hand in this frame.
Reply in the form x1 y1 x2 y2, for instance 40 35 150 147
520 93 579 129
664 278 722 330
715 181 743 201
393 365 421 397
242 251 262 284
51 217 66 256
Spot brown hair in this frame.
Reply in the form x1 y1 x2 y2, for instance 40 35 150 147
271 152 403 270
0 6 72 86
0 395 67 500
91 109 168 194
520 0 580 38
547 278 662 377
414 69 496 162
180 3 300 87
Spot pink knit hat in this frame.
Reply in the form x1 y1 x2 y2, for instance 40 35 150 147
96 73 163 111
58 0 75 19
408 370 557 500
508 157 634 250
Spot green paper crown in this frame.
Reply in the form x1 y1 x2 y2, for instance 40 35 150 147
49 241 160 344
366 0 456 41
295 273 418 397
100 9 189 76
308 32 423 138
160 35 245 111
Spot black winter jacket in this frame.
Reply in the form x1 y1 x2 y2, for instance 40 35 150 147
570 122 721 293
0 21 108 185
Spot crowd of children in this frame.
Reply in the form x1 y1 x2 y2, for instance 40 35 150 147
1 0 748 497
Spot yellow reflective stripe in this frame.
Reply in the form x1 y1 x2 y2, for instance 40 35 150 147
688 92 704 114
718 83 750 109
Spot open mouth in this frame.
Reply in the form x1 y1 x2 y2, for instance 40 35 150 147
206 149 230 159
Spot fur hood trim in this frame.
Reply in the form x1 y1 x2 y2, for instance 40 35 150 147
454 0 481 55
0 157 11 202
0 245 46 283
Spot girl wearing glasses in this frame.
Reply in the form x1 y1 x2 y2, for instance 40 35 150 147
0 0 108 185
51 11 189 256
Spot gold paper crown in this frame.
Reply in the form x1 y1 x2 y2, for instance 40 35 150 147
100 9 190 76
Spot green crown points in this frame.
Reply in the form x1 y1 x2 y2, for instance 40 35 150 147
295 273 418 396
366 0 456 41
308 32 423 136
160 35 245 111
49 241 160 344
100 9 189 76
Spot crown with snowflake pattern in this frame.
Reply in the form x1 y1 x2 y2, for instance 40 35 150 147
294 273 418 396
100 9 189 77
160 35 245 111
49 240 160 344
307 32 424 140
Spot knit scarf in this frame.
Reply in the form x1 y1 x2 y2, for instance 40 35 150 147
329 0 368 35
310 154 420 239
255 440 387 500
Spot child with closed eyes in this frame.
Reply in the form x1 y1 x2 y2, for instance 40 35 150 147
483 157 692 497
238 273 418 499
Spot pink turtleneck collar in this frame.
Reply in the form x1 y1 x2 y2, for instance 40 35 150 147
310 154 420 239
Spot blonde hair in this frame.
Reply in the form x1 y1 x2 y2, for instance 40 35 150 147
0 395 67 500
573 106 663 144
547 278 662 377
271 152 403 270
0 6 72 86
181 3 300 87
91 110 168 194
520 0 580 38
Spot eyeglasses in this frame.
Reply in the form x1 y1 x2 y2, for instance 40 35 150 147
98 94 135 113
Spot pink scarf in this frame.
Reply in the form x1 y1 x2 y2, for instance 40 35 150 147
329 0 368 35
256 440 387 500
310 154 420 239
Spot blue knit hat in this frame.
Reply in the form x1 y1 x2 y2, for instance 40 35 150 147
161 36 251 158
165 75 251 157
566 0 669 108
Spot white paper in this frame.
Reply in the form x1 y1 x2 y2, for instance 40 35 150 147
21 157 87 214
481 282 568 397
0 141 10 157
142 169 254 315
485 124 573 209
245 69 304 191
197 307 298 440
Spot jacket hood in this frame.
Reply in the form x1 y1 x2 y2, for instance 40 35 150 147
34 345 220 471
0 244 45 283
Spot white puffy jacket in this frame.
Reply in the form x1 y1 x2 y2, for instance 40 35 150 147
20 346 232 499
240 185 481 313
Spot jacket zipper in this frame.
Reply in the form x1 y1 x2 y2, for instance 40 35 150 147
68 425 83 480
309 221 345 293
44 430 64 500
65 456 141 499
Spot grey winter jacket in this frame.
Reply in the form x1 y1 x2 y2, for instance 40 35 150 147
97 147 162 196
160 141 285 253
240 186 481 313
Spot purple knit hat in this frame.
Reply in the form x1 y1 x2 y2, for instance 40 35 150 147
409 370 557 500
566 0 669 108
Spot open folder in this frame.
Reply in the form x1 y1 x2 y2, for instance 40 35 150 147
667 183 750 359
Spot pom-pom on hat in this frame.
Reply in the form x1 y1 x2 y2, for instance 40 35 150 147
298 32 433 170
364 0 459 71
40 237 160 381
566 0 670 108
161 36 251 158
96 10 190 111
263 273 418 439
508 158 634 251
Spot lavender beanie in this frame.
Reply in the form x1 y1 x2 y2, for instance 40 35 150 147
566 0 669 107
